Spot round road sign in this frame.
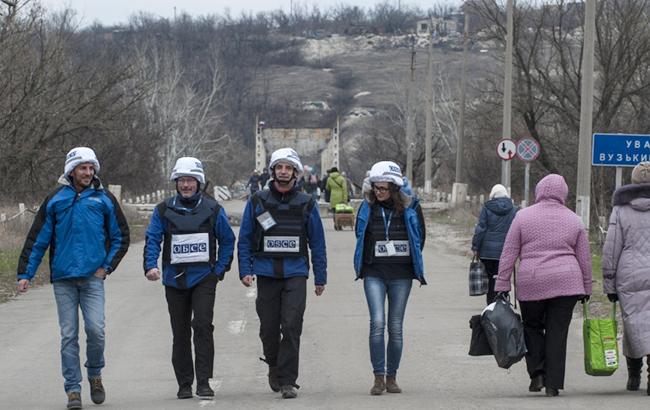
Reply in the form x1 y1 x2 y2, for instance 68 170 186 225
496 139 517 161
516 138 541 162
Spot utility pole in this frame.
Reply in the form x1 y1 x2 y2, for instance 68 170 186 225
576 0 596 230
405 34 416 184
424 19 434 195
501 0 514 191
456 12 470 184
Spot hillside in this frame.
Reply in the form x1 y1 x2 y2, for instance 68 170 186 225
256 33 497 181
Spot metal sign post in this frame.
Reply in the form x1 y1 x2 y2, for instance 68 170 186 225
516 138 541 206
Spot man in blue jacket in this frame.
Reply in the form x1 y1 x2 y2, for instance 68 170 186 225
238 148 327 399
144 157 235 400
17 147 130 410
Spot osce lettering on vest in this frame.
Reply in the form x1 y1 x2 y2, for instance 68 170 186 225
263 236 301 253
592 133 650 167
375 240 410 257
171 233 210 264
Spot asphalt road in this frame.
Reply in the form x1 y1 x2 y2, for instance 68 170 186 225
0 204 647 409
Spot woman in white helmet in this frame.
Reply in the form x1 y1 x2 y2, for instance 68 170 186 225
353 161 427 396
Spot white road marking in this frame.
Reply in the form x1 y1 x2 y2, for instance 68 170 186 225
227 320 246 334
246 288 256 298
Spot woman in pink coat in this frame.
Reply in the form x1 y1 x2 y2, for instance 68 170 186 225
495 174 592 397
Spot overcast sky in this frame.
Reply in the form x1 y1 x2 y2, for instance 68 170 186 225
40 1 463 26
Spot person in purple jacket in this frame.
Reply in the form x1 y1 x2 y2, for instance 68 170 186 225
495 174 592 397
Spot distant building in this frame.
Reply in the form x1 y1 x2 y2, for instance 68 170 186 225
416 16 460 36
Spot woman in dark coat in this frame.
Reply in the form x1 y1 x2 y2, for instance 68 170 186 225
471 184 517 304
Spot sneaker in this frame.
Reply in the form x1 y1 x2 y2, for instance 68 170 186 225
280 385 297 399
89 377 105 404
66 392 82 410
268 366 281 392
196 381 215 399
177 385 193 399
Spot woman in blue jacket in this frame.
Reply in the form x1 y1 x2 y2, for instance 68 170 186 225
471 184 517 304
353 161 426 396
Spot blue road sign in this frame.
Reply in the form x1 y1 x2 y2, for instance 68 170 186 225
592 133 650 167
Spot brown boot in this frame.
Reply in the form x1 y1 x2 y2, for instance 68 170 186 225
385 376 402 393
370 374 385 395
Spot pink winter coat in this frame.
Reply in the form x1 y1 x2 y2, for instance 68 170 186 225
495 174 592 301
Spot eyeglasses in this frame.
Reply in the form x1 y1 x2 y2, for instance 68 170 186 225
373 186 390 193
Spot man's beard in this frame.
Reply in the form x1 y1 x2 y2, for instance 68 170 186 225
275 175 294 186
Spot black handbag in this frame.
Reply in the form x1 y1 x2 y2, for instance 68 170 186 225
480 296 527 369
468 257 488 296
468 314 493 356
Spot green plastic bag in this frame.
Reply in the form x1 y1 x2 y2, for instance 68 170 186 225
334 204 354 213
583 302 619 376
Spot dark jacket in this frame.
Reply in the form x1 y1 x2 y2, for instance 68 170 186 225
471 197 517 260
237 183 327 285
143 193 235 289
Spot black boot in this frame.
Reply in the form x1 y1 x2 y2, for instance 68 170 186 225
626 356 642 391
196 380 215 399
647 355 650 396
268 366 281 392
529 374 545 392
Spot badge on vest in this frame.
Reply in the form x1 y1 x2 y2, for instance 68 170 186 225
171 233 210 264
375 240 410 257
256 211 277 231
263 236 300 253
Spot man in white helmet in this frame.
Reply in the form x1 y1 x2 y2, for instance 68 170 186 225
237 148 327 399
143 157 235 400
17 147 130 410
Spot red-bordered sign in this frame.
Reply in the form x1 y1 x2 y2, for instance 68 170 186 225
496 139 517 161
516 138 541 162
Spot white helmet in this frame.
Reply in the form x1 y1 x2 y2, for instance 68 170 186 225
269 148 303 178
170 157 205 185
64 147 100 175
368 161 404 187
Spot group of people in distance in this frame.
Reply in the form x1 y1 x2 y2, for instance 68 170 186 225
16 146 426 409
472 164 650 397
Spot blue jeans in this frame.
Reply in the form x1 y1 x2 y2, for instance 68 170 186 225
363 276 412 376
53 276 105 393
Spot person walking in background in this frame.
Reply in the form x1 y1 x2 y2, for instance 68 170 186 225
321 168 331 202
342 171 355 199
471 184 517 304
246 170 261 196
16 147 130 410
326 167 348 214
353 161 426 396
495 174 591 397
143 157 235 400
238 148 327 399
602 161 650 395
302 170 320 201
260 168 270 190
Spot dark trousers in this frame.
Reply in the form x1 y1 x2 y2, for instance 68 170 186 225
165 274 218 387
256 276 306 387
519 295 578 390
481 259 499 305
